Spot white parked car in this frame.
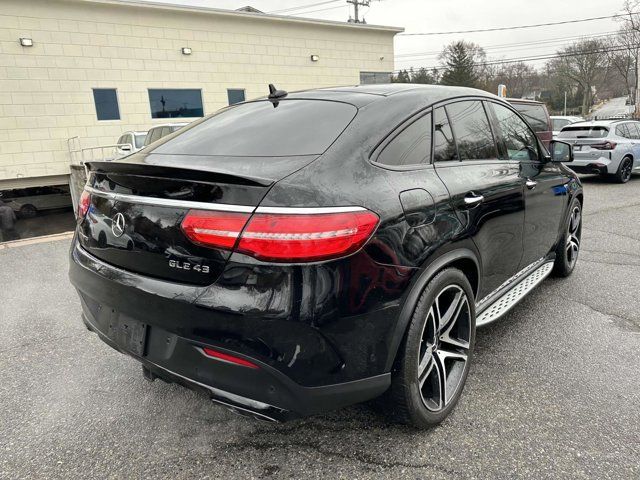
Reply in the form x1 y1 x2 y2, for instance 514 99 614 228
116 131 147 156
551 116 583 138
557 119 640 183
143 123 188 147
3 185 73 218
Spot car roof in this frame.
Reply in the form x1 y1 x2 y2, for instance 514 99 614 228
149 123 189 129
506 98 544 105
566 119 634 127
264 83 499 109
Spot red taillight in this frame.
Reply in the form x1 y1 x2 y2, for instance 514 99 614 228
238 211 379 262
202 347 259 369
591 141 617 150
78 190 91 218
180 209 379 262
181 211 251 249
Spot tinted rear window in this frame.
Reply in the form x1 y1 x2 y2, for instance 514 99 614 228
552 118 571 130
558 126 609 139
511 103 549 132
154 100 357 157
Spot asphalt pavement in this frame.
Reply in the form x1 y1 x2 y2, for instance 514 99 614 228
590 96 633 119
1 175 639 479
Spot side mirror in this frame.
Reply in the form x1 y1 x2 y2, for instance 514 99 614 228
549 140 573 163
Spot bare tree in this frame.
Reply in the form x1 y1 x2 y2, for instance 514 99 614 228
552 39 608 115
614 1 640 106
493 62 537 98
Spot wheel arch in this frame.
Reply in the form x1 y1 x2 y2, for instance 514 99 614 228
384 248 480 372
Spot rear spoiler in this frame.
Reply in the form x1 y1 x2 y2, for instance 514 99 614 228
85 161 274 187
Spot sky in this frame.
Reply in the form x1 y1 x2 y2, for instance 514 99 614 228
138 0 630 71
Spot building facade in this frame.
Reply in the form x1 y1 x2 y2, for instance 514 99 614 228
0 0 401 189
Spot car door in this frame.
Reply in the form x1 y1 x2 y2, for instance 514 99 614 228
487 101 567 269
623 122 640 164
432 100 525 298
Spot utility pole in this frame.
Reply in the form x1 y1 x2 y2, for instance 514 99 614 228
347 0 370 24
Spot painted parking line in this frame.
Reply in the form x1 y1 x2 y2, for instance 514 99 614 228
0 231 74 249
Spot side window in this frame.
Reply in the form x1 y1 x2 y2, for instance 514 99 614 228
629 123 640 139
446 101 498 160
433 107 457 161
117 135 126 145
146 128 160 145
489 103 539 162
377 113 432 167
615 125 629 138
160 127 171 138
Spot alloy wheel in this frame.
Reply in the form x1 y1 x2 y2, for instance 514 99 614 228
417 285 471 412
621 158 633 182
566 205 581 268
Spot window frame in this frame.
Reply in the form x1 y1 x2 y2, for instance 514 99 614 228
92 88 121 121
227 88 246 105
147 88 205 119
484 99 543 163
628 122 640 139
371 109 434 171
432 105 460 163
440 98 501 163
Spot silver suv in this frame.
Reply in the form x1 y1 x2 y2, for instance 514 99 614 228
557 120 640 183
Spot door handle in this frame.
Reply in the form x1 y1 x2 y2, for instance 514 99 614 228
463 192 485 207
525 179 537 190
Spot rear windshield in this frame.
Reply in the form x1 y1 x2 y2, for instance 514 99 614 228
153 100 357 157
552 118 571 131
511 103 549 132
558 126 609 139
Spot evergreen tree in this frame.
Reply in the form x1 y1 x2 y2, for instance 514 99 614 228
439 41 485 88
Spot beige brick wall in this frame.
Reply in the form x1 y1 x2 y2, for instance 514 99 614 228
0 0 399 185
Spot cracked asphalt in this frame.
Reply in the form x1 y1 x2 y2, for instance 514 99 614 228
1 176 639 479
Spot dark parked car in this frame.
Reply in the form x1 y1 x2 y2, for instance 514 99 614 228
69 84 582 427
508 98 553 149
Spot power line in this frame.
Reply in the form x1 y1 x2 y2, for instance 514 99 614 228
398 13 636 36
393 44 640 74
395 31 619 59
288 4 346 15
268 0 342 14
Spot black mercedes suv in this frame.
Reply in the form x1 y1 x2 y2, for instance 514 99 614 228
69 84 582 427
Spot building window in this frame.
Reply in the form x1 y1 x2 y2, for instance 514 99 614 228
227 89 246 105
148 89 204 119
92 88 120 121
360 72 392 85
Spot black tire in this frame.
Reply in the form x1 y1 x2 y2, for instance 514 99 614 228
388 268 476 428
613 156 633 184
552 198 582 278
19 204 37 218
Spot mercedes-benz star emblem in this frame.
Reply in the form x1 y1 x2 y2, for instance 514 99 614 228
112 213 126 238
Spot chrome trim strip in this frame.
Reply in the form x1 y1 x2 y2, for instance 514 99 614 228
85 186 255 213
255 206 367 214
85 186 367 215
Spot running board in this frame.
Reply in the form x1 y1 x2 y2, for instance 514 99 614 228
476 262 554 327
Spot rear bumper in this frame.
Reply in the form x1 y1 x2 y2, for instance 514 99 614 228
69 241 391 421
570 153 617 174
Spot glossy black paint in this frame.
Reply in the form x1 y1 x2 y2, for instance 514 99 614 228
69 84 582 419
